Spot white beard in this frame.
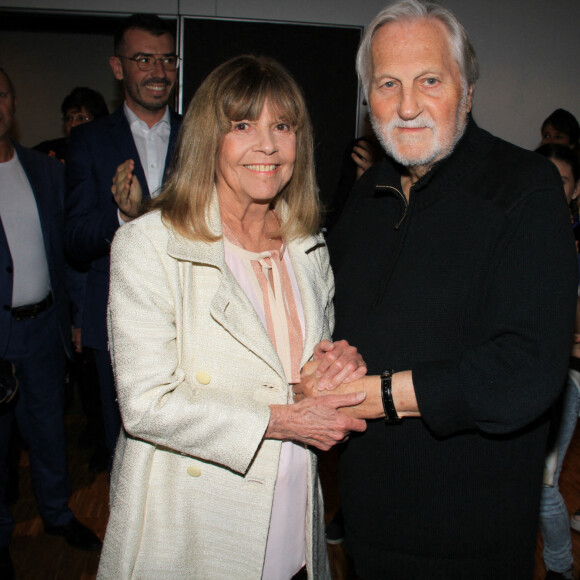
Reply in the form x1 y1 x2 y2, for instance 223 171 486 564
371 89 470 169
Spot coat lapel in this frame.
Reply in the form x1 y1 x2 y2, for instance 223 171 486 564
108 108 151 198
288 234 329 369
166 198 286 381
166 196 329 381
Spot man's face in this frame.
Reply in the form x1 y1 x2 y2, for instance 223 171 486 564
63 106 93 138
110 28 176 118
0 72 16 144
368 18 472 172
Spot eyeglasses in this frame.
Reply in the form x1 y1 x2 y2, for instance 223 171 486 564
117 54 180 72
63 114 92 124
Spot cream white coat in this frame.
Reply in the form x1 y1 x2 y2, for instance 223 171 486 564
97 200 333 579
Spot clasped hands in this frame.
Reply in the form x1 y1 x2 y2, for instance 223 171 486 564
266 339 369 451
297 339 366 395
294 339 378 420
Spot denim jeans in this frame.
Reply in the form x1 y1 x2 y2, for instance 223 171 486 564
539 370 580 577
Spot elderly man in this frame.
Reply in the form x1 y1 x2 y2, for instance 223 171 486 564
300 1 578 577
65 13 182 460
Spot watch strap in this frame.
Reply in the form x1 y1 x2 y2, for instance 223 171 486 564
381 369 401 423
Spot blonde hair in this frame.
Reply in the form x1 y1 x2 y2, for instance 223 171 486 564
150 54 320 241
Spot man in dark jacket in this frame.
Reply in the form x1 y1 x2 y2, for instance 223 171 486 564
0 68 100 580
298 1 578 578
65 14 182 460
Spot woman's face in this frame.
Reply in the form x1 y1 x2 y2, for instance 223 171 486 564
541 123 573 148
551 157 580 204
216 100 297 210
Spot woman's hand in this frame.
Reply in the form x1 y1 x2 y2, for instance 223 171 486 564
266 392 367 451
352 138 380 179
311 340 367 390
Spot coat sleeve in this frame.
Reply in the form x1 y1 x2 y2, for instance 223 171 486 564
65 127 120 263
107 221 271 475
413 185 578 437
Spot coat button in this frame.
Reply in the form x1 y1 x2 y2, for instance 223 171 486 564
196 371 210 385
187 465 202 477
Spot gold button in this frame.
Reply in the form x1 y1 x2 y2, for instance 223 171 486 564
196 372 210 385
187 465 202 477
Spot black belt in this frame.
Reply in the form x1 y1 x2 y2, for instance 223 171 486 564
11 293 53 320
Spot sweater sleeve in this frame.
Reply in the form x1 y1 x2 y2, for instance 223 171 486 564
413 186 577 437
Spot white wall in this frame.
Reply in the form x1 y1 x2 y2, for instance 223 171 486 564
0 0 578 149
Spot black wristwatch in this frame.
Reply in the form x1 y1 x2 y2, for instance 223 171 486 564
381 369 401 423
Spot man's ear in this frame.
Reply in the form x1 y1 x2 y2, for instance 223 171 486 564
465 85 474 113
572 181 580 202
109 56 124 81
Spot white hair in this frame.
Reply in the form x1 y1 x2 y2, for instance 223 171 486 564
357 0 479 100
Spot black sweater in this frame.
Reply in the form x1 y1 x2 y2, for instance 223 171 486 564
329 120 578 579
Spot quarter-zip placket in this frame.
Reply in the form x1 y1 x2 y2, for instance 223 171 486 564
373 182 414 307
375 184 409 229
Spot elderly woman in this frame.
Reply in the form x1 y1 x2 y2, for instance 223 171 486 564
96 55 367 580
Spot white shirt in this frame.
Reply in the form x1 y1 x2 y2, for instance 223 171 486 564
124 102 171 198
0 152 51 306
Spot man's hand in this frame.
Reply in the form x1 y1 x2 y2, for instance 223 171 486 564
312 339 367 390
296 362 417 420
112 159 143 222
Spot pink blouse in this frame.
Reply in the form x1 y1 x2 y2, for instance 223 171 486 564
223 227 308 580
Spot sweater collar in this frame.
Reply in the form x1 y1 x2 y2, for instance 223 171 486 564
373 117 495 209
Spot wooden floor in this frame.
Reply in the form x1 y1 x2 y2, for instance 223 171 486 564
7 405 580 579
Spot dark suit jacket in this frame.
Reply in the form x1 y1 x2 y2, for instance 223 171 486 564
0 142 71 357
65 106 181 350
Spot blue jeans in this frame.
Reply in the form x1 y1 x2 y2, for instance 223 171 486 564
539 370 580 577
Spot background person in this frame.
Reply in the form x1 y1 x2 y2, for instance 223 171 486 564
34 85 110 472
97 55 367 580
0 67 101 580
536 143 580 580
65 13 182 463
541 109 580 152
34 86 109 162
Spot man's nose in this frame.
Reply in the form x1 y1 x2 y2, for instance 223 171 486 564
398 86 422 120
152 58 167 77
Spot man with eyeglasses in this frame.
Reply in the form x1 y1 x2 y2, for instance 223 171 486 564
34 86 109 162
65 13 182 464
